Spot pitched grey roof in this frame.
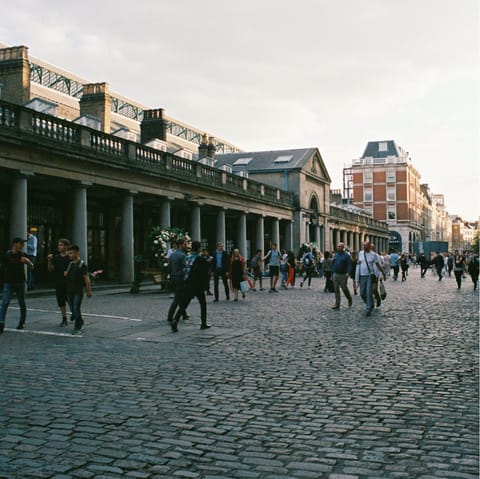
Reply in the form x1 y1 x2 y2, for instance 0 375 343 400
215 147 322 173
361 140 400 159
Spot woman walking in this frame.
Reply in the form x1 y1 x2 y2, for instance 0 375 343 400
323 251 334 292
230 248 247 301
453 251 466 289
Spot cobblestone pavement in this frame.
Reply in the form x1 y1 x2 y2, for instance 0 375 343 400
0 269 478 479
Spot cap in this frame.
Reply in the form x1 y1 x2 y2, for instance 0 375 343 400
12 237 26 244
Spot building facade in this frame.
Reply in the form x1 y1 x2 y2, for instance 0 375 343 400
216 149 390 253
344 140 447 253
0 43 389 285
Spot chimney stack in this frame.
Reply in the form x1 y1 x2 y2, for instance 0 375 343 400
79 82 111 133
207 136 216 159
0 45 31 104
140 108 167 143
198 133 208 158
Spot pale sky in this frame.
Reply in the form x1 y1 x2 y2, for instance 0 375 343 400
2 0 479 219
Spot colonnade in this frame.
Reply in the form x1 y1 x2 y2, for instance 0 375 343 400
8 176 293 283
328 227 389 253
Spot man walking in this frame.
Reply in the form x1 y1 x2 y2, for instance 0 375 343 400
264 242 281 292
172 241 210 332
212 242 230 302
355 241 386 317
331 242 353 309
65 244 92 334
433 251 445 281
47 238 71 326
26 227 38 290
166 238 188 323
0 237 35 333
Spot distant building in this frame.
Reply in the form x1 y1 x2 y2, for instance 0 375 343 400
451 216 479 251
344 140 448 253
216 149 390 252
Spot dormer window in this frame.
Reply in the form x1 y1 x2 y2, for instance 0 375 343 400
233 157 252 166
274 155 293 163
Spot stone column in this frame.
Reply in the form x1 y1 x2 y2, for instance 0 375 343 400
237 213 247 257
10 173 29 242
272 218 280 247
72 182 89 260
160 198 171 230
256 216 265 253
285 220 293 252
216 208 226 245
354 232 360 252
335 229 341 248
120 192 135 283
315 225 321 249
191 204 202 241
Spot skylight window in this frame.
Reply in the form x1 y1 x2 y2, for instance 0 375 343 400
233 157 252 166
274 155 293 163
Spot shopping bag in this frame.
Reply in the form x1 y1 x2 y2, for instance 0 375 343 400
379 280 387 300
240 280 251 293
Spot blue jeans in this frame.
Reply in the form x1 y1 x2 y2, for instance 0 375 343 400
67 293 84 330
359 275 373 314
0 283 27 325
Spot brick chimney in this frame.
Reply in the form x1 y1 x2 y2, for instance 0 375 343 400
198 133 208 158
207 136 216 159
79 82 111 133
0 45 31 104
140 108 167 143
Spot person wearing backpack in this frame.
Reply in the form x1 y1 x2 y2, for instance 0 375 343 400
0 237 35 333
65 244 92 335
300 247 315 289
250 249 264 291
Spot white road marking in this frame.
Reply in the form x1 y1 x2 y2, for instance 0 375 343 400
5 329 82 338
11 307 143 322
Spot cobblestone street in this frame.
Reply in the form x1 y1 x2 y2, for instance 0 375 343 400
0 270 478 479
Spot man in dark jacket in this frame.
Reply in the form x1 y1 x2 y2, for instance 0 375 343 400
211 242 230 302
433 251 445 281
172 241 211 332
0 237 35 333
166 238 188 323
331 242 353 309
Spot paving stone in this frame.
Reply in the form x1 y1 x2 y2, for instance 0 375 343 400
0 274 478 478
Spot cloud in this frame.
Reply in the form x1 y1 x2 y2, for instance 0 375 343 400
1 0 479 218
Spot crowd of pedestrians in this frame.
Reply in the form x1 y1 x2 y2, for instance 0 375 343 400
0 235 91 335
0 232 478 334
164 237 479 327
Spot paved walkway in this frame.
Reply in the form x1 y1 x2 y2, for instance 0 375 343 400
0 270 478 478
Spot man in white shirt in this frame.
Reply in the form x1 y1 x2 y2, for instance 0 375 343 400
355 241 386 316
26 227 38 290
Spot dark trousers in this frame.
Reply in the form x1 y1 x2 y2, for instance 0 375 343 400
301 268 314 287
174 289 207 324
214 270 229 300
167 278 186 322
324 271 334 292
392 265 399 280
454 270 463 288
67 293 84 330
0 283 26 325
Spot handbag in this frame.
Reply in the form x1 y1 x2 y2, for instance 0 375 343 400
379 280 387 300
240 280 250 293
